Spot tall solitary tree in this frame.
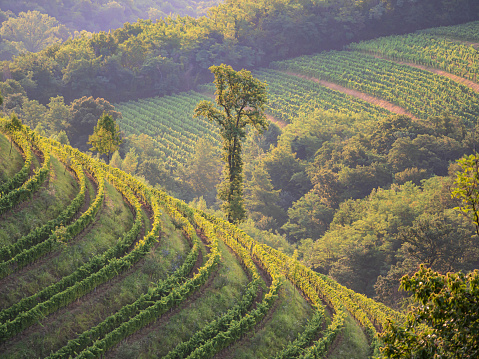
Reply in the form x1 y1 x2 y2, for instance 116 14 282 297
88 112 122 164
194 64 268 223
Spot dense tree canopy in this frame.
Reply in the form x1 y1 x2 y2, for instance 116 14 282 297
380 267 479 358
68 96 121 150
236 106 478 301
0 11 69 60
0 0 220 34
1 0 477 103
452 153 479 236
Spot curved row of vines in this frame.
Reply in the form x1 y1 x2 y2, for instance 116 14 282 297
0 123 403 358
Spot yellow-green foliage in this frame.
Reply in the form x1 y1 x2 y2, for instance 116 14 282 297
0 129 404 358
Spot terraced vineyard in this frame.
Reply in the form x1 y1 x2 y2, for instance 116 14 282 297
253 69 392 124
0 122 405 358
115 69 394 149
7 20 475 356
115 22 479 161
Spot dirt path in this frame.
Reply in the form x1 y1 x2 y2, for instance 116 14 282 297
369 54 479 93
266 114 287 129
284 71 418 120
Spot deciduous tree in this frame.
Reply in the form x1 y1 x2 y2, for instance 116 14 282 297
68 96 121 150
193 64 268 223
380 267 479 358
4 112 22 155
0 11 69 55
88 112 122 164
452 153 479 236
182 138 222 205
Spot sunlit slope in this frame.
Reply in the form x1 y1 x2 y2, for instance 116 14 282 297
349 22 479 84
420 20 479 42
0 125 404 358
271 51 479 125
254 69 392 124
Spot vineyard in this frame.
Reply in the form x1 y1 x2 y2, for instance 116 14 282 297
115 22 479 171
3 18 479 358
271 50 479 125
419 20 479 42
0 122 405 358
115 92 221 170
253 69 392 124
113 69 395 172
349 32 479 83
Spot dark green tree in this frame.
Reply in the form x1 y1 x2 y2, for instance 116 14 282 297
245 162 286 230
396 213 476 273
282 190 334 242
182 138 222 205
380 267 479 358
452 153 479 236
88 112 122 164
4 112 23 155
68 96 121 150
0 10 69 56
122 148 139 174
193 64 268 223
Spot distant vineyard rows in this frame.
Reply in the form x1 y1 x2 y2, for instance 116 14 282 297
115 92 221 170
272 51 479 124
420 20 479 42
349 33 479 83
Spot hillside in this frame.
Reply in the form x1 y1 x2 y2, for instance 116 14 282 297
1 11 479 359
1 0 478 106
106 20 479 306
0 123 407 358
0 0 220 33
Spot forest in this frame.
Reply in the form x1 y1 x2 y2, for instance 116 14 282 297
0 0 478 104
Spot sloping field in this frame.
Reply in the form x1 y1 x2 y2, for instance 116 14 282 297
254 69 393 123
0 124 404 358
419 20 479 43
348 27 479 85
115 21 479 171
271 50 479 125
115 92 221 170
